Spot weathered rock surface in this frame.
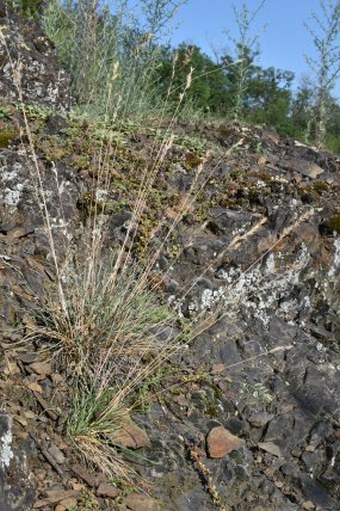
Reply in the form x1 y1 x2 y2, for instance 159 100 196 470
0 112 339 509
122 493 160 511
0 413 35 510
0 0 72 109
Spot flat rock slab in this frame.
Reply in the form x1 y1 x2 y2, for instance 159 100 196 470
282 158 324 178
110 421 150 449
206 426 245 458
123 493 160 511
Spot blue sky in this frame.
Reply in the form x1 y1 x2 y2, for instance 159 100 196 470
163 0 340 98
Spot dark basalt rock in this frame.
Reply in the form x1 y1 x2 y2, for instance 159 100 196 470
0 414 35 511
0 0 72 109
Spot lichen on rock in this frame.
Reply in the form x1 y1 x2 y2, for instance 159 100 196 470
0 0 72 109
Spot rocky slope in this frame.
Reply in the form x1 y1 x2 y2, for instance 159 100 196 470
0 5 339 511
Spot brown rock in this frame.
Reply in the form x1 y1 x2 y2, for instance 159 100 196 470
210 363 225 374
19 352 38 364
26 381 43 394
70 482 85 492
206 426 244 458
96 482 120 498
70 464 97 487
124 493 159 511
34 468 47 482
30 361 52 376
37 490 81 508
3 226 34 242
13 414 28 427
301 163 324 179
110 421 150 449
59 498 77 510
283 158 324 179
248 411 274 428
172 394 189 407
258 441 282 458
48 444 66 464
4 360 20 375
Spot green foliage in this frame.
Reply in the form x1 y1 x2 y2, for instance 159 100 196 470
67 381 123 438
321 212 340 235
6 0 44 18
245 66 294 133
224 1 267 120
35 246 183 476
13 0 337 152
290 81 340 153
325 101 340 153
157 44 229 114
290 81 314 141
304 0 340 147
0 105 11 120
41 253 175 363
41 0 186 121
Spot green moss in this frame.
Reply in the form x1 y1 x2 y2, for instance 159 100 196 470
297 186 319 204
218 125 233 139
185 152 203 169
246 188 261 205
313 181 330 193
77 191 118 216
23 103 52 121
255 171 272 183
173 133 207 153
137 216 159 259
38 136 68 161
71 154 91 170
322 213 340 235
0 129 20 148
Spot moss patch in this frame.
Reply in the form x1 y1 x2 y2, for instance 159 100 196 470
0 129 20 148
321 212 340 235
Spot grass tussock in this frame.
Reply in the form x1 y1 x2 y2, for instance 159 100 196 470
26 238 185 476
32 239 186 476
39 251 176 368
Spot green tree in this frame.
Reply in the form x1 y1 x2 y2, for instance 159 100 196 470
325 98 340 152
222 45 259 116
246 67 294 133
290 80 340 154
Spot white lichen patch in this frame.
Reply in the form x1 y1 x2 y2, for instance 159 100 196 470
1 163 29 209
175 243 311 327
328 238 340 279
0 417 14 470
